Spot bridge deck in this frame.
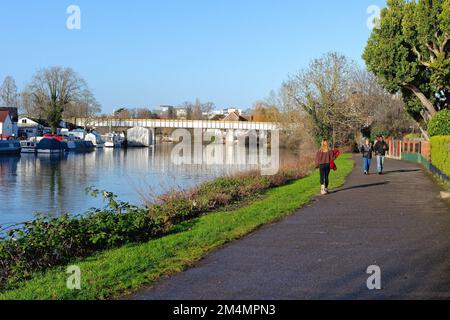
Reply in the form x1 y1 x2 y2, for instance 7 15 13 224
73 118 278 131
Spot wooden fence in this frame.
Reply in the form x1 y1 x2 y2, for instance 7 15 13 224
385 137 449 184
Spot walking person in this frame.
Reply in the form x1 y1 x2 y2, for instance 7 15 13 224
316 139 336 195
373 135 389 175
360 138 373 175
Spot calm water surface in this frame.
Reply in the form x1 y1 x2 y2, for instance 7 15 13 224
0 144 297 227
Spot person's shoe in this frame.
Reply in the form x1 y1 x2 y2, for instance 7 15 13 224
325 188 329 194
321 185 326 195
379 172 383 175
364 171 367 175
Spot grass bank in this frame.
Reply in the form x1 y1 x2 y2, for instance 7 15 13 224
0 154 354 300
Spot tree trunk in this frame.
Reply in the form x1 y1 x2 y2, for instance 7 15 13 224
419 126 430 141
403 84 437 118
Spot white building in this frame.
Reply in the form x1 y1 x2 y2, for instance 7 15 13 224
18 117 47 138
176 108 188 119
18 117 66 138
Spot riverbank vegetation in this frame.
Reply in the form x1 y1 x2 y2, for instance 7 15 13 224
428 110 450 137
430 136 450 178
428 111 450 178
0 154 354 300
0 156 317 292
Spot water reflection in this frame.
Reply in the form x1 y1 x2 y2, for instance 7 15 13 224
0 144 296 226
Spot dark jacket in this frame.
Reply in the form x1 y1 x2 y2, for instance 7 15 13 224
360 144 373 159
374 140 389 156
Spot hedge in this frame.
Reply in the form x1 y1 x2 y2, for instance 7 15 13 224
428 110 450 137
430 136 450 178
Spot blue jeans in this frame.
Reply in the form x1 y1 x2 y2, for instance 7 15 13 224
377 156 385 173
363 158 372 173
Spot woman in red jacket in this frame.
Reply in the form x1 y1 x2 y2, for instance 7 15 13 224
315 139 336 195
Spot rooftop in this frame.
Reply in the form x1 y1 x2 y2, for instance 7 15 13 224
0 111 11 123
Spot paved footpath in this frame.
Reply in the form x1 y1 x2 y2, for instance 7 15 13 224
129 156 450 300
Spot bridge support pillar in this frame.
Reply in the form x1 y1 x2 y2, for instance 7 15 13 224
259 130 268 144
151 128 157 144
226 130 235 144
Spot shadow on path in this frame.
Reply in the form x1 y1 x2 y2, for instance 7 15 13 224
330 181 390 194
382 169 421 175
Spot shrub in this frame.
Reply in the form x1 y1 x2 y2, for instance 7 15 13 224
428 110 450 137
0 190 158 289
430 136 450 177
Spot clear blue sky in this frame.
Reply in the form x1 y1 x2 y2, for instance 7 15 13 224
0 0 387 113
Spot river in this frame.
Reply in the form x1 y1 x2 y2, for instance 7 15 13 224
0 144 297 228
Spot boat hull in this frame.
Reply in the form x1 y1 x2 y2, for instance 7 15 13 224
37 149 65 154
0 148 21 155
21 148 36 154
66 141 95 153
0 140 21 155
20 141 37 154
104 142 122 148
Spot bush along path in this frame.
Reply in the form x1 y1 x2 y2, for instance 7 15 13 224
0 155 354 300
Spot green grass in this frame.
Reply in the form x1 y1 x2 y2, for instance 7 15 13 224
0 154 354 300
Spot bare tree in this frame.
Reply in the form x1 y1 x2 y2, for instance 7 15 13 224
201 101 215 118
64 88 101 121
179 99 216 120
0 76 19 109
251 101 279 122
27 67 90 133
192 99 203 120
285 52 370 146
167 106 176 119
349 70 415 140
261 90 316 155
135 108 156 119
19 89 43 118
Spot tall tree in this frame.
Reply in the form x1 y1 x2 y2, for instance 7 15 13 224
350 70 414 139
64 88 101 120
201 101 215 118
252 101 280 122
27 67 90 133
192 99 203 120
285 52 368 146
363 0 450 128
19 89 45 119
134 108 156 119
0 76 19 109
179 99 215 120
